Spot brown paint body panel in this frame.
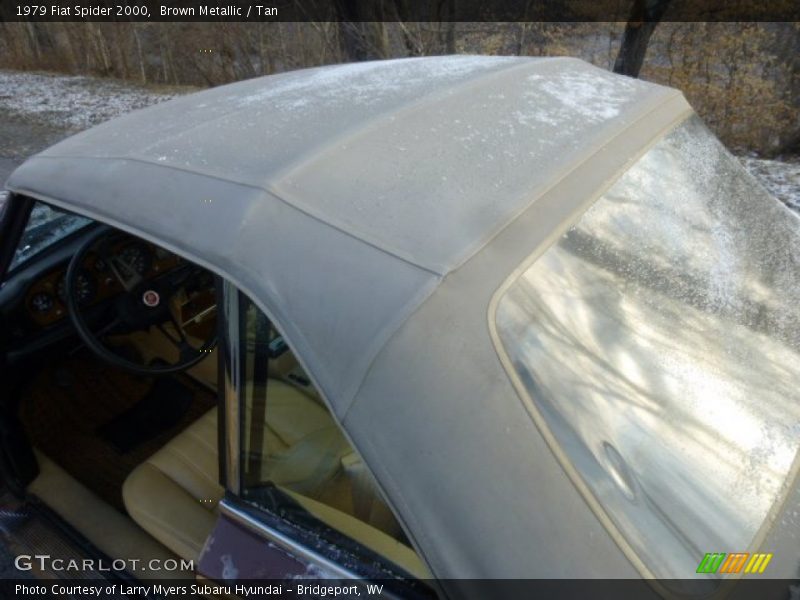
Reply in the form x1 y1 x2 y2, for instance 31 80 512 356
198 513 312 582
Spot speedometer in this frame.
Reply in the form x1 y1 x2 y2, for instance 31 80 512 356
119 244 151 275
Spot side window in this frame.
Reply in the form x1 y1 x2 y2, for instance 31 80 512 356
233 292 430 580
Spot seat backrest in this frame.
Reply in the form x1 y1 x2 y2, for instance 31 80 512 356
124 379 429 577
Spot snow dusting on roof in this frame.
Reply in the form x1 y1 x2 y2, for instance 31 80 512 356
270 57 674 271
231 55 517 110
529 69 643 123
17 56 681 273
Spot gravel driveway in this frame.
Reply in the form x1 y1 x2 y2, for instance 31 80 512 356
0 69 187 187
0 110 70 185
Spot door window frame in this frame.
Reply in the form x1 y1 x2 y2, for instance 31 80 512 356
215 281 431 590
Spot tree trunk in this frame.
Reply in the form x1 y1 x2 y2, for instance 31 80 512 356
435 0 456 54
24 22 42 62
393 0 422 56
132 25 147 83
60 23 79 71
333 0 388 61
613 0 671 78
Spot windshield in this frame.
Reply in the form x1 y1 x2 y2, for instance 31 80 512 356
494 116 800 587
10 202 92 270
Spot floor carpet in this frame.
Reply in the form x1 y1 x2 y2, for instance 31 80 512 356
19 355 216 512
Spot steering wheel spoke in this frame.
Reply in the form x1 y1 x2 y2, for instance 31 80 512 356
157 322 201 364
95 316 123 338
170 313 188 341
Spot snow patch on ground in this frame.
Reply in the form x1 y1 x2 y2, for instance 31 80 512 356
0 69 184 130
740 156 800 213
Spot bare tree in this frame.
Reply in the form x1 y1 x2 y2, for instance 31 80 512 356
439 0 456 53
132 24 147 83
332 0 389 61
613 0 671 77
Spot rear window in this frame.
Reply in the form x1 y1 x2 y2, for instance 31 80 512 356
493 116 800 585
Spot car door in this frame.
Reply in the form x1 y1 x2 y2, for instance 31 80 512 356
196 282 432 598
0 192 39 491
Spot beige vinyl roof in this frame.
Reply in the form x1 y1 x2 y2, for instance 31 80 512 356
7 55 687 411
10 56 679 274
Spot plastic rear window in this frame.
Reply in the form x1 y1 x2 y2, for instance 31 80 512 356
494 116 800 586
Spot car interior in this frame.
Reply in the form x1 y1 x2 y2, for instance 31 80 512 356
0 199 429 581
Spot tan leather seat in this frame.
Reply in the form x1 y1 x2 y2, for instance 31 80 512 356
123 407 222 562
122 380 429 578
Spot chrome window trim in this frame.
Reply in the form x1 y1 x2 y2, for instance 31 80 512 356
220 280 242 495
219 498 362 581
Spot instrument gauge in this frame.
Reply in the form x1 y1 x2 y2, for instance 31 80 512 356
30 292 54 314
119 244 151 275
57 271 96 305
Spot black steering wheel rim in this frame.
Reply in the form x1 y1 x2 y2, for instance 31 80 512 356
66 224 217 375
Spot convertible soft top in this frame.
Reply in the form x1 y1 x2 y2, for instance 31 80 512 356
25 56 794 585
7 56 688 415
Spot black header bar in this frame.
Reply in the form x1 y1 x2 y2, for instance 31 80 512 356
2 0 799 23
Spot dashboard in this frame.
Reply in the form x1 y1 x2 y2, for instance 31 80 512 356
23 237 181 327
1 222 218 370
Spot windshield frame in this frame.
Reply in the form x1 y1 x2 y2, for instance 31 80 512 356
0 192 35 283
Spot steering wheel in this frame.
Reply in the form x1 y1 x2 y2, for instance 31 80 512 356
66 225 217 375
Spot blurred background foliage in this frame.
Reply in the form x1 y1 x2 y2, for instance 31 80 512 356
0 21 797 156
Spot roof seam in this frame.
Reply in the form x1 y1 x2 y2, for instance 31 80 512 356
266 56 565 185
139 57 527 161
46 56 548 199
